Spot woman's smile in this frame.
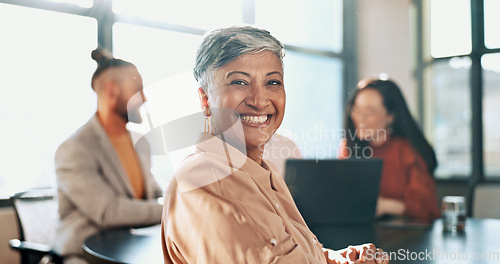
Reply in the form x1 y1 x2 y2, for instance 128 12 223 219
239 114 272 126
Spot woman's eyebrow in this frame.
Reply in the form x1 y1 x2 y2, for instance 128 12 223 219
226 71 283 78
267 71 283 77
226 71 250 78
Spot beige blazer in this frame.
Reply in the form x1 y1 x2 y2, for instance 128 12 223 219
54 115 163 256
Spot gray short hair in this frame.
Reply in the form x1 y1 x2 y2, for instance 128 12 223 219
194 26 285 92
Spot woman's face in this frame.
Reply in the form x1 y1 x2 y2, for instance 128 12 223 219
350 88 393 143
203 51 285 152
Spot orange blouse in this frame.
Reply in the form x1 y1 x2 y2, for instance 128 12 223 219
339 137 440 222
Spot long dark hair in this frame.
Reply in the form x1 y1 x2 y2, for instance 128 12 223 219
344 77 437 173
90 47 135 90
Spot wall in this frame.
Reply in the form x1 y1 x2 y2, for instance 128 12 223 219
356 0 417 114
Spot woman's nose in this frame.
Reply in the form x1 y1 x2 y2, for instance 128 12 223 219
245 85 269 109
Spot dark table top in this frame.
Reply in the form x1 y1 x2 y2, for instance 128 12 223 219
83 225 162 264
83 218 500 264
314 218 500 263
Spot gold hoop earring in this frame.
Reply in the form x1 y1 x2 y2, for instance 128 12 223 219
204 116 210 134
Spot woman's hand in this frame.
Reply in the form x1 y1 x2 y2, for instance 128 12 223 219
324 243 390 264
376 197 405 217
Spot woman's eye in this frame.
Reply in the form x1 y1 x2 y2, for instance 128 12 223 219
231 80 248 86
267 80 282 86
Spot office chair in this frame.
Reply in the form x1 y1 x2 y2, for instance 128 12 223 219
9 187 62 264
473 183 500 219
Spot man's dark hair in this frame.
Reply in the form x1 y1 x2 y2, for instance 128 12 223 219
90 47 135 90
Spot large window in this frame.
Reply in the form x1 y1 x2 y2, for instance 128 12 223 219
427 58 471 177
482 54 500 178
280 51 343 159
0 0 353 196
255 0 343 53
484 0 500 49
429 0 471 58
0 3 97 196
420 0 500 180
113 0 242 30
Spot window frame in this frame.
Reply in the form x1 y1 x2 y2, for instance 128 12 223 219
0 0 359 201
0 0 357 103
415 0 500 182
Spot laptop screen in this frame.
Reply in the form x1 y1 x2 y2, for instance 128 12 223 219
284 159 383 227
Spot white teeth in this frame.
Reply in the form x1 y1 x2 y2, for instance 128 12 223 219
241 115 269 124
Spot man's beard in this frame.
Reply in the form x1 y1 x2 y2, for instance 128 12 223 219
118 106 142 124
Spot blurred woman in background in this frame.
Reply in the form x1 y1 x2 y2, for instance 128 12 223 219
340 76 440 223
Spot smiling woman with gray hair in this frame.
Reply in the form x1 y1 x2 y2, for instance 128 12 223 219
161 26 388 264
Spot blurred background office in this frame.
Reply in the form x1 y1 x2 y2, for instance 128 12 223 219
1 0 500 263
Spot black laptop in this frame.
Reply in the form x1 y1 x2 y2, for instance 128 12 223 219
284 159 383 228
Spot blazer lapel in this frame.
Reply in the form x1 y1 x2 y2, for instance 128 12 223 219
89 115 136 198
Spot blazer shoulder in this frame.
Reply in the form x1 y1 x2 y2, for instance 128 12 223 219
55 118 101 159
